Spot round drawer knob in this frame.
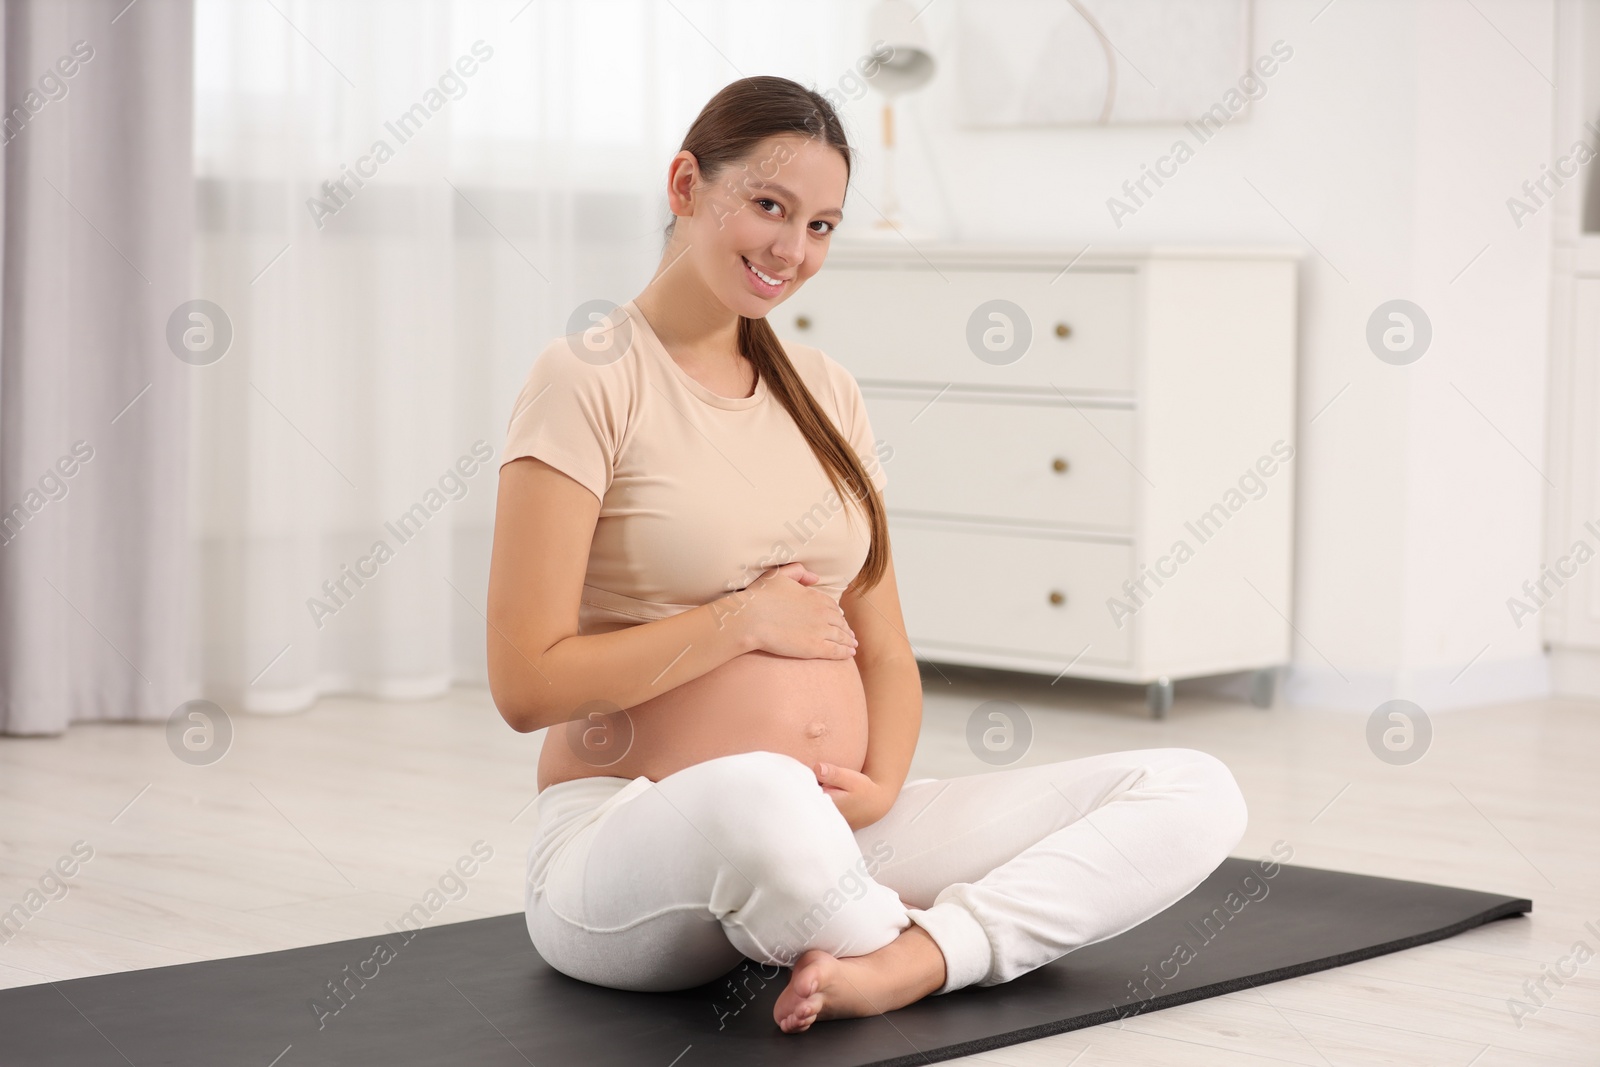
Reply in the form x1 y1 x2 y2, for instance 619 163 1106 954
1048 590 1066 607
1054 322 1072 339
1051 457 1069 474
795 315 812 331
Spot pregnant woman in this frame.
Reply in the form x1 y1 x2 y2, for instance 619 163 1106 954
486 75 1248 1034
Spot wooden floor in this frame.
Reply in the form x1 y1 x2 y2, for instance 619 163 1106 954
2 664 1596 1064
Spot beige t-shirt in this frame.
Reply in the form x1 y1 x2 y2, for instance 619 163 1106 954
501 299 888 634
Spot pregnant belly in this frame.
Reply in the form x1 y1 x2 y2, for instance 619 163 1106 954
536 649 870 792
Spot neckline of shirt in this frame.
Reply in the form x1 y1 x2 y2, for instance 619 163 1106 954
623 299 769 411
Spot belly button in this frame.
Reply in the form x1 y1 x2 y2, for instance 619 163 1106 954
804 721 827 738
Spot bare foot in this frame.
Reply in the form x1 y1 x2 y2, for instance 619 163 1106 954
772 923 948 1034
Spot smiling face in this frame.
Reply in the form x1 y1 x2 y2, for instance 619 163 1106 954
668 133 849 320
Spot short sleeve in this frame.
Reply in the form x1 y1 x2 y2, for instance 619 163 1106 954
829 357 888 494
500 339 624 503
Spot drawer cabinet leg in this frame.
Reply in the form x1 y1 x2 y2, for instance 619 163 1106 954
1250 666 1278 709
1147 677 1173 719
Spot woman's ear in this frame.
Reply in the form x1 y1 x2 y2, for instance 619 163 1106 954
665 150 700 219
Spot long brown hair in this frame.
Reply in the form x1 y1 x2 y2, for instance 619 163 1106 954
664 75 889 595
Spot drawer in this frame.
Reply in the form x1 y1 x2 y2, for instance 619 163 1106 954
866 392 1135 531
888 520 1133 664
781 268 1136 393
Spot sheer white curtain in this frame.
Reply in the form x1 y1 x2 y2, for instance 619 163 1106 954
0 0 194 736
189 0 864 713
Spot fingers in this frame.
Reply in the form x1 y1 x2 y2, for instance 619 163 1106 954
834 604 857 650
779 561 819 585
837 622 858 656
823 624 856 659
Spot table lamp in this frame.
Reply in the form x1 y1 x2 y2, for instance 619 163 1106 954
866 0 936 231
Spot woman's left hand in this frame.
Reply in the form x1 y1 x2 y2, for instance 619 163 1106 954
814 762 892 832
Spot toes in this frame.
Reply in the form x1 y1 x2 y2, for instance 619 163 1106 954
780 1005 816 1034
781 995 820 1032
776 990 819 1033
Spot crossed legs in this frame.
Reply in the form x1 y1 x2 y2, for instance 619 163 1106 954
525 745 1247 1024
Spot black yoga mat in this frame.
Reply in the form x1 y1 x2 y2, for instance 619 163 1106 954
0 858 1530 1067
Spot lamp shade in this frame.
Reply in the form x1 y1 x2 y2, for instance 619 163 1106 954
867 0 936 97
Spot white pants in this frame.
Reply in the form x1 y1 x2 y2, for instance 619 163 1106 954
524 747 1248 995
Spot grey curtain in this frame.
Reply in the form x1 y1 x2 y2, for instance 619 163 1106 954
0 0 193 734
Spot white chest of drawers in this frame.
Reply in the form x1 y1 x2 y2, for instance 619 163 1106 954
777 243 1300 716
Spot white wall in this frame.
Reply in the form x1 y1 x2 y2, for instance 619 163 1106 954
849 0 1557 711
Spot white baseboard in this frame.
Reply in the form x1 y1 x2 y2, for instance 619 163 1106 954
1549 646 1600 700
1282 654 1553 713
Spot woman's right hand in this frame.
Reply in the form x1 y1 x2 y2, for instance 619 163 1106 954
731 562 858 660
